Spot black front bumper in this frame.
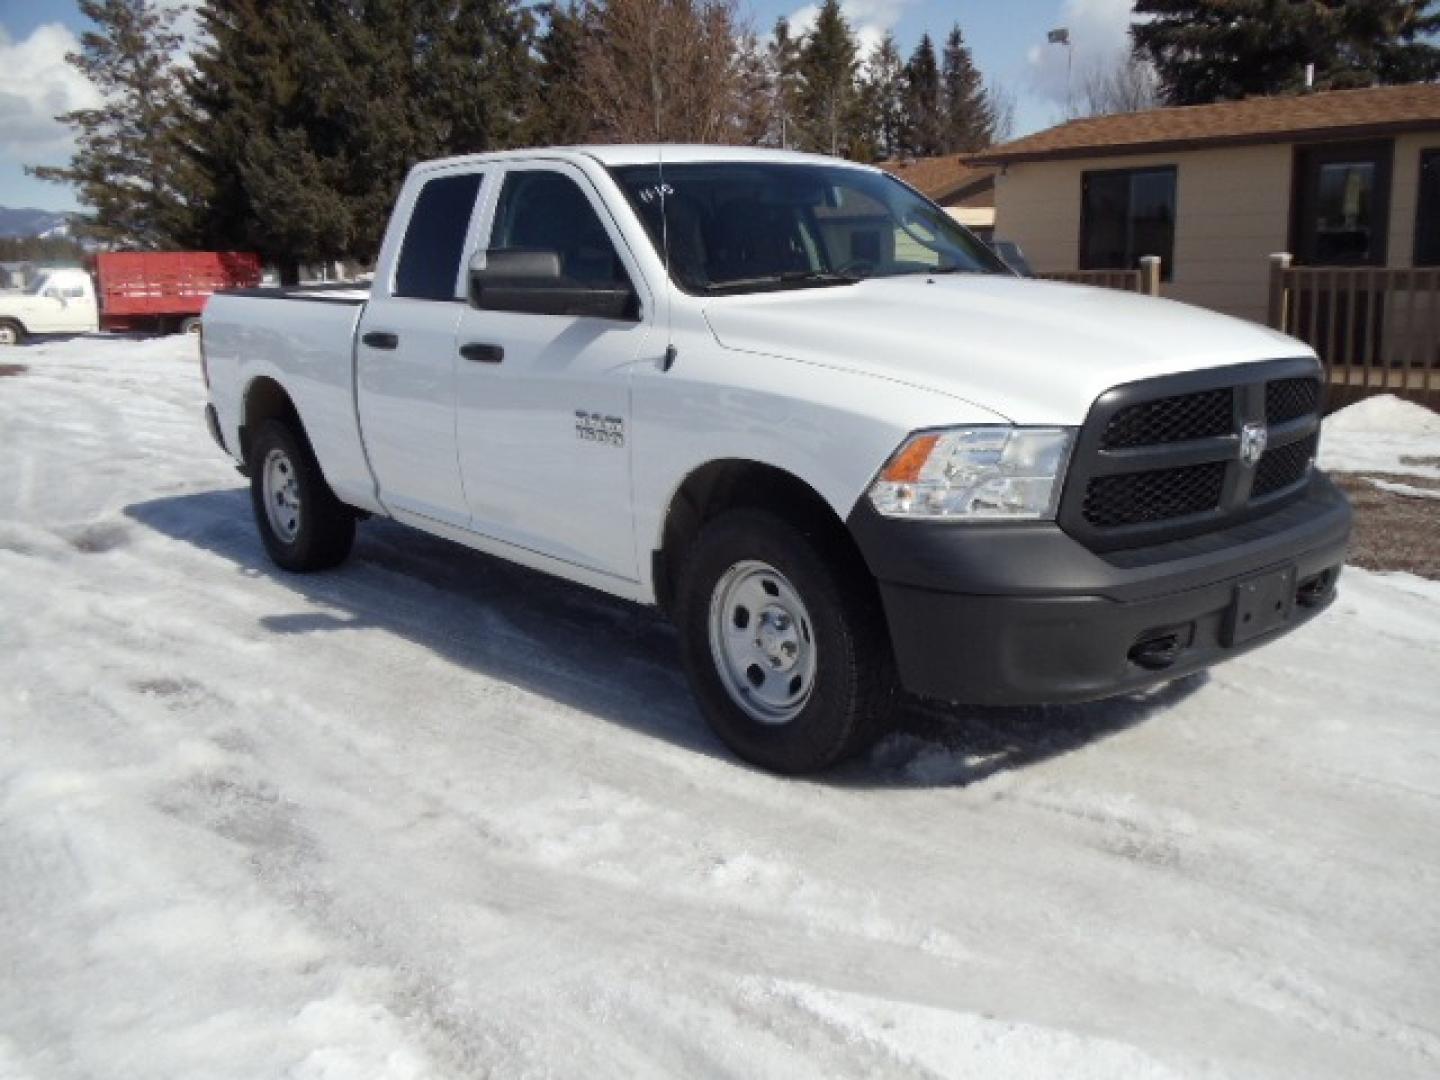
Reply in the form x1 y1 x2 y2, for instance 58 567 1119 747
847 475 1352 706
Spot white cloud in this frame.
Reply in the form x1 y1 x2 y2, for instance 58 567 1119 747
1025 0 1136 107
0 23 103 166
786 0 915 63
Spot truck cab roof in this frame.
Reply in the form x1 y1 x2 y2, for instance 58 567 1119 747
416 144 880 175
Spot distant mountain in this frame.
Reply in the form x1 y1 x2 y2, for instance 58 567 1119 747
0 207 76 239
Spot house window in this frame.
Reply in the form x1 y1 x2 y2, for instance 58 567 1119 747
1291 141 1392 266
1415 149 1440 267
1080 166 1176 279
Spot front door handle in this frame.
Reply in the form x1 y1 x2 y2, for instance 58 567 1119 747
362 331 399 350
460 342 504 364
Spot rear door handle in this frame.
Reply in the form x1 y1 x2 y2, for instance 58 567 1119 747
460 343 504 364
362 331 399 350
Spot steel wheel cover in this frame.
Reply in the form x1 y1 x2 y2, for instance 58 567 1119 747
262 446 302 543
707 560 817 725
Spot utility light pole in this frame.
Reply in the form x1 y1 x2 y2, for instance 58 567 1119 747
1048 27 1073 118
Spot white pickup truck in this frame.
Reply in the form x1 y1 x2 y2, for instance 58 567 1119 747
0 269 98 343
202 145 1351 773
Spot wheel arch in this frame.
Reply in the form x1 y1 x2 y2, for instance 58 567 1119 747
653 458 876 617
239 375 303 466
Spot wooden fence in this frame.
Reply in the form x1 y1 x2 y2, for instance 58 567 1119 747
1038 255 1162 297
1267 253 1440 410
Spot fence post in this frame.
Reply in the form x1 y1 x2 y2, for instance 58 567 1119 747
1267 252 1293 330
1138 255 1161 296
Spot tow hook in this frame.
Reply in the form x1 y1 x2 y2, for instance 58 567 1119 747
1129 630 1183 670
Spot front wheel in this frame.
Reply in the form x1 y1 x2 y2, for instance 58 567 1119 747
0 320 24 346
675 509 898 773
248 419 355 571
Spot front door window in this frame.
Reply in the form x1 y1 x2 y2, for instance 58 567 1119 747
1292 142 1392 266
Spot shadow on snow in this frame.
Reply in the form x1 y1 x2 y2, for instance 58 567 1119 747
126 487 1206 788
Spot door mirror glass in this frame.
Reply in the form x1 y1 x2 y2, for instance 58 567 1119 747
468 248 637 320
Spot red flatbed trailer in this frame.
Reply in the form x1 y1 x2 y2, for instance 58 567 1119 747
95 251 262 333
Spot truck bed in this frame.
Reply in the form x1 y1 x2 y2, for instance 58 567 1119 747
203 287 381 514
217 283 370 305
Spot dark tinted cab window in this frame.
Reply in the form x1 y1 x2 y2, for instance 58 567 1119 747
491 171 629 288
395 172 483 299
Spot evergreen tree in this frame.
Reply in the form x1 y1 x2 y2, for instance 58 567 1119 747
0 235 90 266
767 17 804 148
1133 0 1440 106
28 0 197 248
733 29 778 145
796 0 859 156
900 33 941 157
528 3 590 144
188 0 532 280
938 24 994 153
861 33 906 160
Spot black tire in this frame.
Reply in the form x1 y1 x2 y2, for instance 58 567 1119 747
248 419 356 571
0 319 24 347
179 317 201 335
675 509 898 774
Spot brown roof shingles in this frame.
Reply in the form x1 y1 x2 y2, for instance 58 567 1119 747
969 83 1440 165
875 156 995 205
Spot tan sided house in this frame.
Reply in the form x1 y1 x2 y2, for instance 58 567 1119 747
974 84 1440 322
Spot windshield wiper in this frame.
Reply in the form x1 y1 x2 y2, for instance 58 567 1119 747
700 270 862 294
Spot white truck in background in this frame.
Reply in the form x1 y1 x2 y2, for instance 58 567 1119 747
201 145 1351 774
0 269 98 343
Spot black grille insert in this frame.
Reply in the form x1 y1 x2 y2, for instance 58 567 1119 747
1102 388 1234 448
1265 377 1320 425
1082 462 1226 528
1059 358 1326 551
1251 434 1317 499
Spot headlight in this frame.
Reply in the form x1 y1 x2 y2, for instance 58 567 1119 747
867 427 1075 520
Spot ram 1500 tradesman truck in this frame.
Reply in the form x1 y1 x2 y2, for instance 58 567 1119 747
202 145 1351 774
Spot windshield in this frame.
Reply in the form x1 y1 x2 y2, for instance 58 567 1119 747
610 161 1008 295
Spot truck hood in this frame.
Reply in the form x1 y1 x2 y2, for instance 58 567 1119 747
701 274 1311 425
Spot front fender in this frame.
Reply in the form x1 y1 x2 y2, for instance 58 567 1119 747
629 337 1006 602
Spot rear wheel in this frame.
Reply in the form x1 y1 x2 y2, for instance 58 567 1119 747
0 320 24 346
179 317 201 335
675 509 898 774
248 419 355 571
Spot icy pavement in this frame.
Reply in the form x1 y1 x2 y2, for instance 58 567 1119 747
1 336 1438 1079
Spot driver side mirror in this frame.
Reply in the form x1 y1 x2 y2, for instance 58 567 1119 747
468 248 638 321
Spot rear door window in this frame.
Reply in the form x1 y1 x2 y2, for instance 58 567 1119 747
394 172 485 300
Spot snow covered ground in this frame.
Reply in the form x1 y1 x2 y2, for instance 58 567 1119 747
1319 393 1440 481
2 336 1439 1079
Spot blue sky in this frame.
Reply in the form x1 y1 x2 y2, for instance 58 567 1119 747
0 0 1136 211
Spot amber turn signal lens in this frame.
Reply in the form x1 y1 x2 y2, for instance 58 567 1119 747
880 434 939 483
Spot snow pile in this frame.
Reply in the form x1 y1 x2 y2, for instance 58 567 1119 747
2 336 1440 1079
1320 394 1440 479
